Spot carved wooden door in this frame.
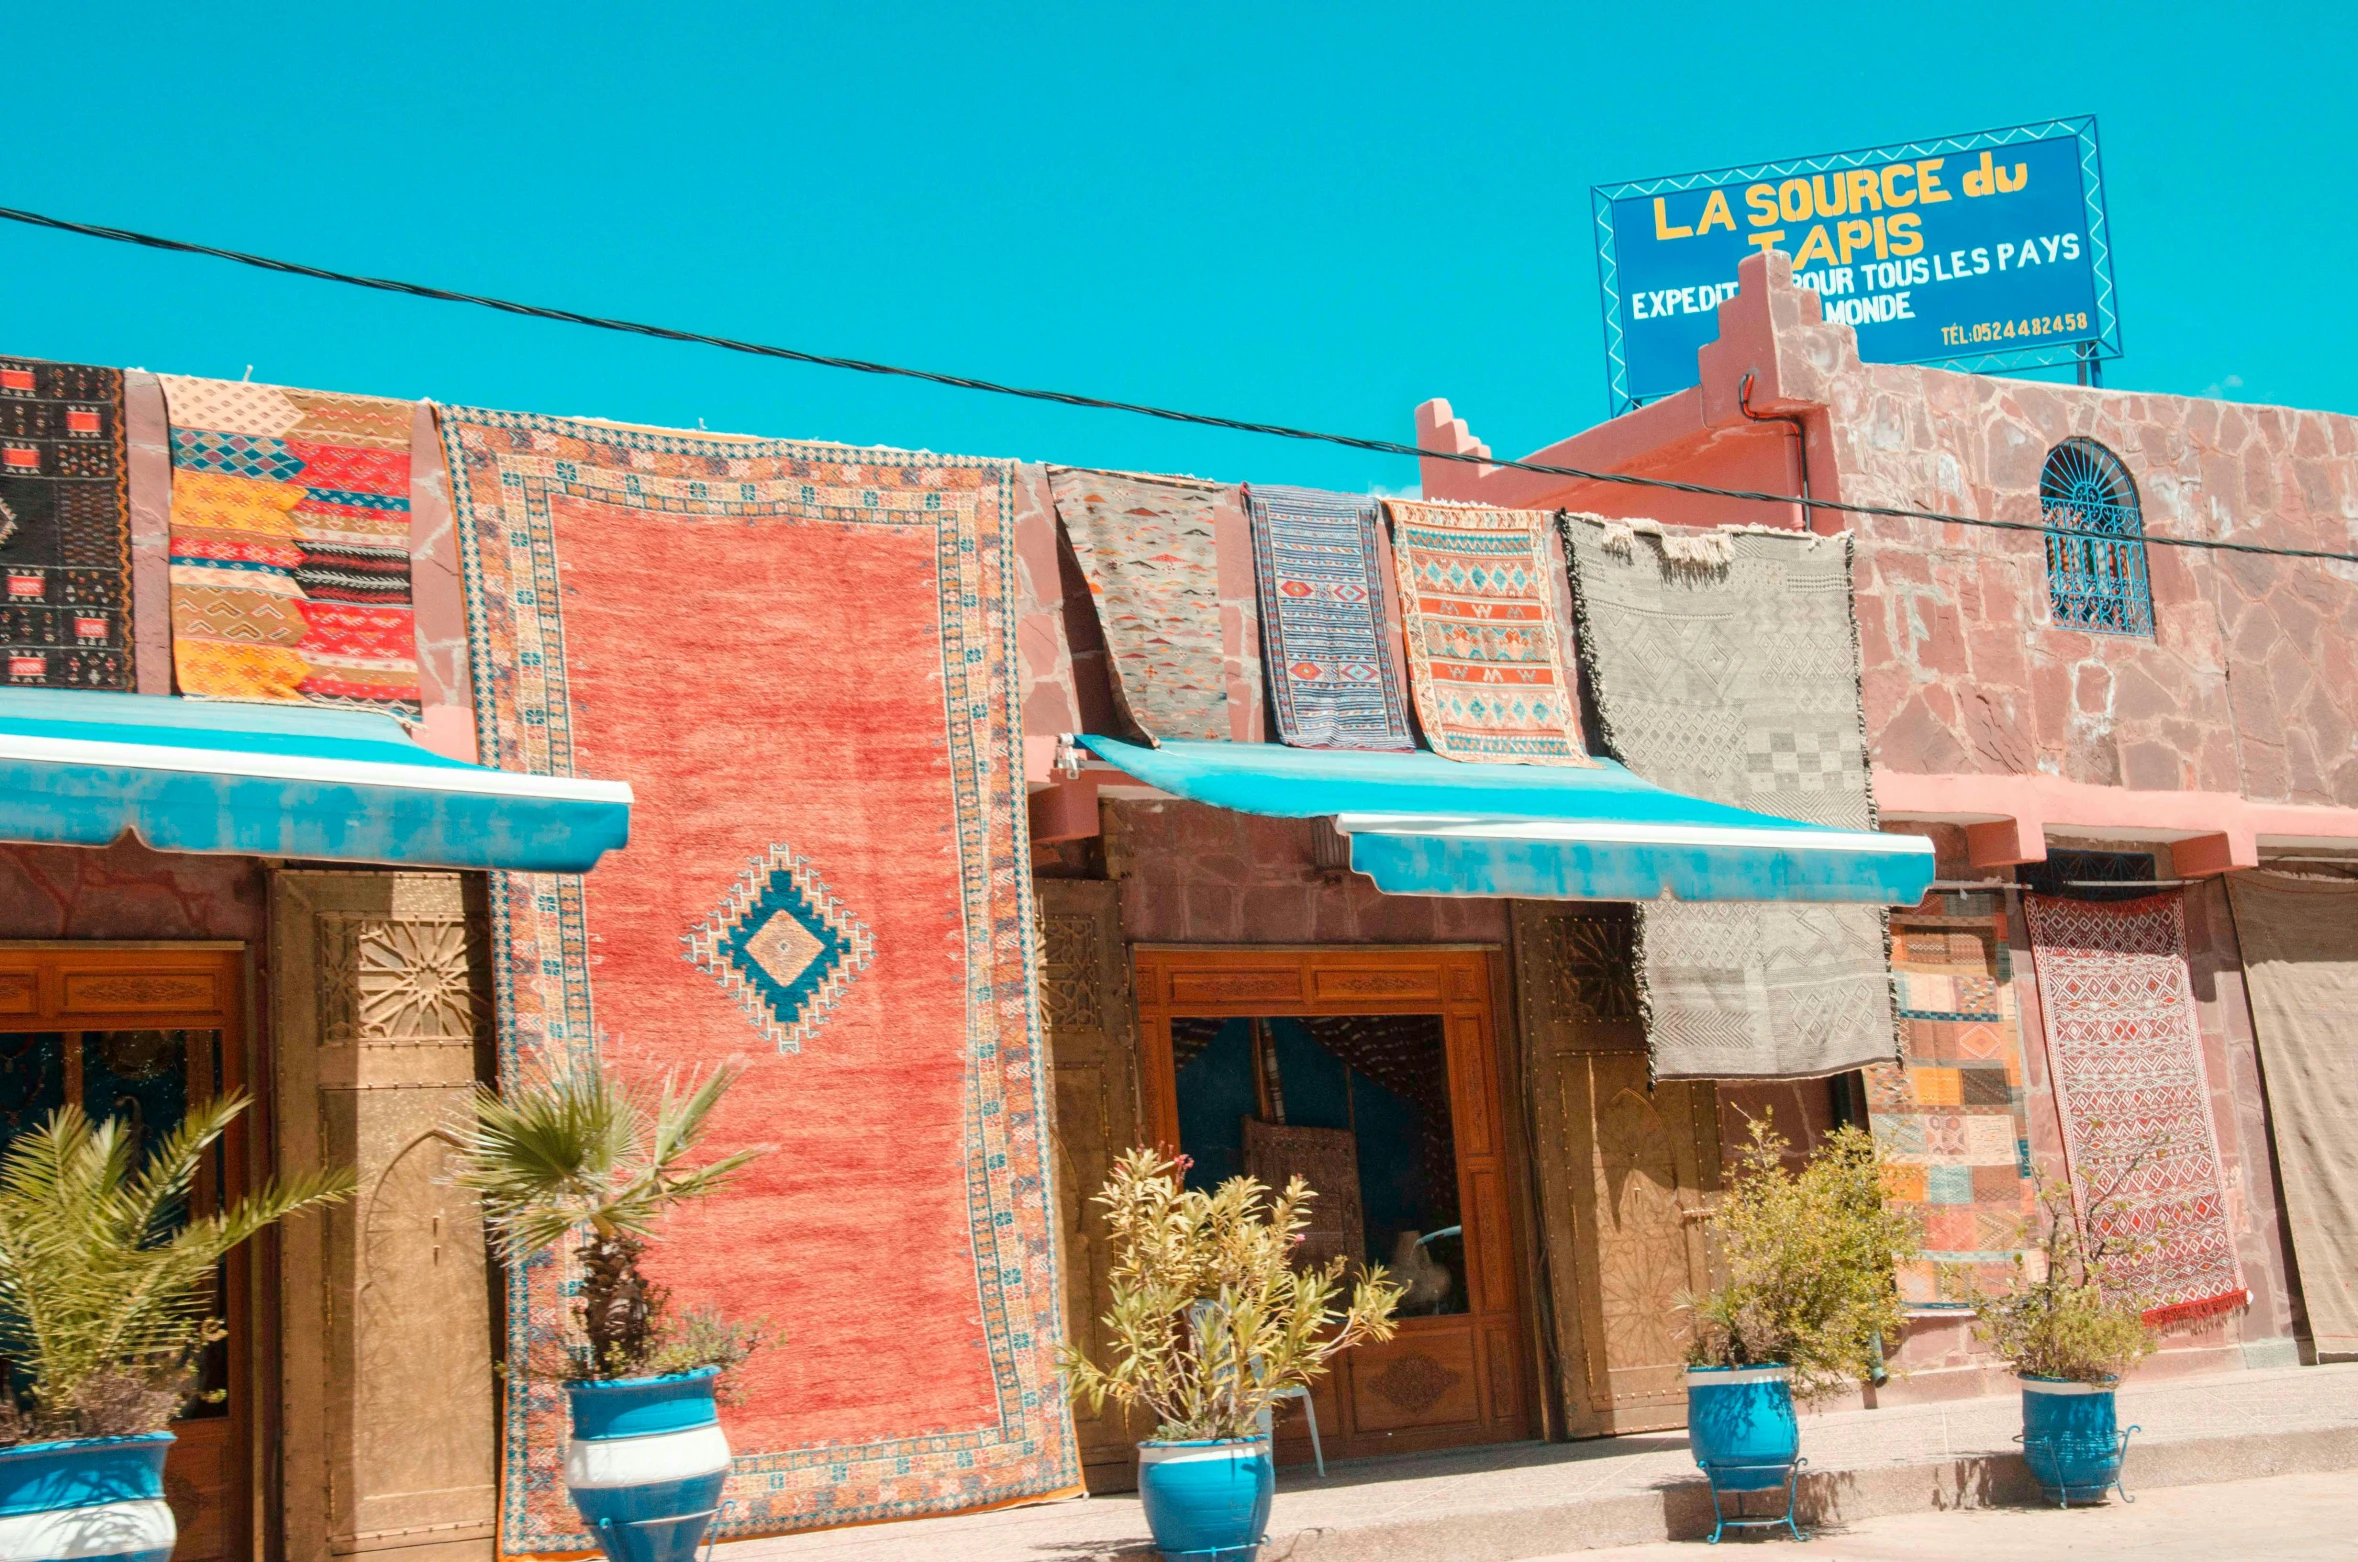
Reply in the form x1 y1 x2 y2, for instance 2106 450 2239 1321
272 873 498 1562
1132 945 1535 1464
0 944 252 1562
1033 879 1148 1491
1512 905 1719 1437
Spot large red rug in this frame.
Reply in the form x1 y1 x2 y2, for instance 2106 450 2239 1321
443 409 1076 1550
2022 891 2246 1326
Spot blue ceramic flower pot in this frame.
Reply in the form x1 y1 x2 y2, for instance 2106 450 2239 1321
2019 1376 2131 1504
0 1432 175 1562
1136 1438 1272 1561
1685 1366 1799 1491
565 1368 730 1562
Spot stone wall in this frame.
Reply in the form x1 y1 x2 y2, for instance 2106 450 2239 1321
0 837 267 941
1103 799 1510 945
1751 258 2358 805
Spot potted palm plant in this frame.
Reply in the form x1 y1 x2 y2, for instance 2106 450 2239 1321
450 1055 767 1562
1680 1119 1919 1541
1062 1149 1401 1562
1963 1174 2156 1506
0 1098 352 1562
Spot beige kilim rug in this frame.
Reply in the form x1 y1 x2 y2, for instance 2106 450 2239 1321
1560 515 1895 1080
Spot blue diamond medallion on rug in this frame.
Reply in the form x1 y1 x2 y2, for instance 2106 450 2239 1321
684 846 874 1053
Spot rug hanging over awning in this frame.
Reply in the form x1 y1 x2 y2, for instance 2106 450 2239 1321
1561 514 1898 1080
1077 736 1933 905
160 374 423 716
1245 484 1415 751
1383 499 1592 766
0 355 136 690
1048 467 1262 744
0 688 628 872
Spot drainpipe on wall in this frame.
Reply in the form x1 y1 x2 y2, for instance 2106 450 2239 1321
1738 372 1814 533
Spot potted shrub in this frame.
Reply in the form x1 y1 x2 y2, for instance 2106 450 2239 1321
1963 1175 2156 1505
1062 1149 1401 1562
0 1098 353 1562
1680 1119 1919 1532
452 1056 768 1562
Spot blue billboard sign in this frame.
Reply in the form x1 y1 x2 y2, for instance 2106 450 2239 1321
1593 118 2120 410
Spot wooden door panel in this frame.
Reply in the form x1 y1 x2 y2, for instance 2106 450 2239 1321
1513 905 1718 1438
1446 1014 1498 1155
1309 965 1443 1004
0 972 37 1015
1347 1330 1483 1432
165 1417 231 1562
1132 945 1536 1464
1570 1059 1710 1428
1483 1320 1526 1424
1035 881 1148 1487
1465 1165 1516 1316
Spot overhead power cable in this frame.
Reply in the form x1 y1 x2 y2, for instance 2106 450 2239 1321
3 201 2352 566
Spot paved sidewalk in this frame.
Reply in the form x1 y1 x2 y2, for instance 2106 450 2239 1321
1533 1467 2354 1560
721 1363 2358 1562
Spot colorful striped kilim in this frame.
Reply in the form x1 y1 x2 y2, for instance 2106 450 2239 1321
160 376 419 715
1385 500 1589 765
444 409 1076 1550
1247 484 1411 750
1867 909 2034 1305
1049 467 1259 743
0 356 133 688
2022 891 2248 1326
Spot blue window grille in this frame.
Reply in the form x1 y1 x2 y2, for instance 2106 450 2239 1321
2041 438 2153 636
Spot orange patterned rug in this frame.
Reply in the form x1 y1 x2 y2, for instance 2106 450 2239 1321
444 408 1075 1549
1385 499 1589 764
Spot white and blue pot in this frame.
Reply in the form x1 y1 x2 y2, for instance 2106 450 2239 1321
0 1432 175 1562
1136 1438 1272 1562
2018 1376 2131 1505
565 1368 730 1562
1685 1365 1799 1489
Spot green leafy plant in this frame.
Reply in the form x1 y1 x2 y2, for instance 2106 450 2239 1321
1682 1117 1922 1402
1961 1173 2156 1384
450 1053 770 1380
0 1097 353 1441
1061 1148 1402 1443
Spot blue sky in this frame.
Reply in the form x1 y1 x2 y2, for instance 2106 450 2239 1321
4 2 2346 493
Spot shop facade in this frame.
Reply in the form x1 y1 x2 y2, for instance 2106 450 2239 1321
3 242 2354 1559
1407 249 2358 1386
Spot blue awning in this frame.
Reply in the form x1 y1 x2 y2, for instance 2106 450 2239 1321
1078 736 1932 904
0 689 629 873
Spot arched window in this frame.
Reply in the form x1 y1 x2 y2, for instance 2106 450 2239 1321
2042 438 2152 637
